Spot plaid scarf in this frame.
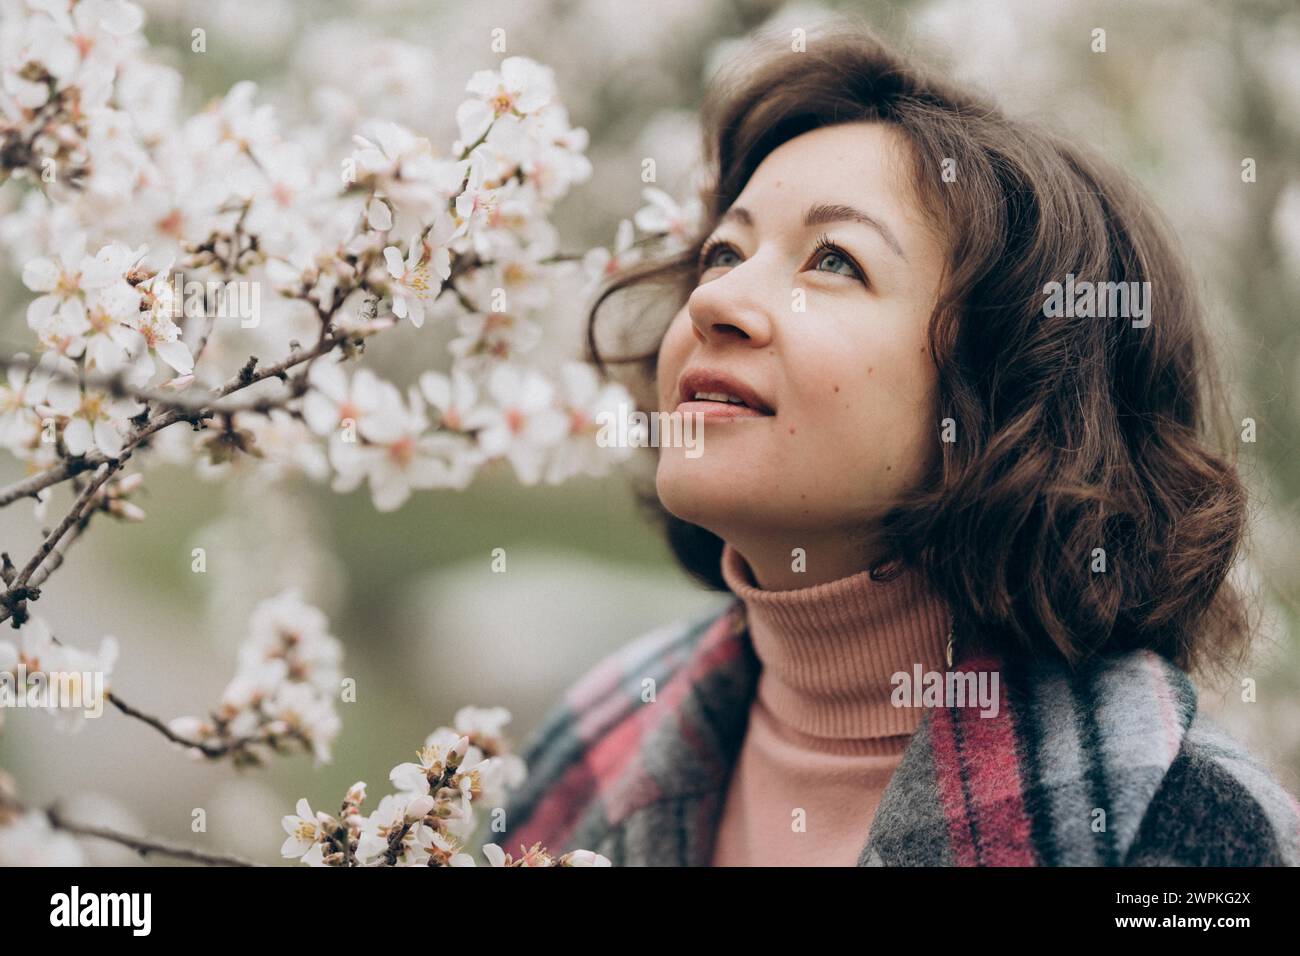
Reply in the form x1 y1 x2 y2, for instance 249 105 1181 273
498 599 1300 866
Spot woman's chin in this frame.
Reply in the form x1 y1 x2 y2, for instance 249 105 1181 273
655 459 766 529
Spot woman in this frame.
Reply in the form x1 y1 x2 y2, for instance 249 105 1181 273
495 23 1300 866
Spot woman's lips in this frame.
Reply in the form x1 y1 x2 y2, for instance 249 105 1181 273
674 400 772 419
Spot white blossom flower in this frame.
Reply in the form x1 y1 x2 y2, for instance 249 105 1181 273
190 80 278 160
417 367 496 434
264 680 342 765
0 617 56 683
483 842 556 867
0 810 86 866
40 378 143 458
443 705 527 796
351 121 466 227
25 241 145 380
351 121 438 181
2 13 77 109
458 245 554 313
329 385 479 511
170 593 342 765
81 296 145 377
238 589 342 694
121 267 194 377
45 633 118 733
634 186 704 249
165 714 214 757
303 363 407 443
388 740 457 797
83 105 150 197
447 310 543 365
342 781 367 811
563 849 612 866
354 793 436 866
432 737 524 824
36 367 141 458
582 219 639 285
0 357 49 448
383 244 437 328
22 233 122 333
511 102 593 205
113 57 181 142
280 798 325 862
472 364 569 484
456 56 556 145
216 658 289 733
544 361 637 483
450 705 512 740
436 830 478 867
37 0 146 44
0 618 117 732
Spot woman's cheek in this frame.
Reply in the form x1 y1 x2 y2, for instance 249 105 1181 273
655 314 693 411
792 356 919 488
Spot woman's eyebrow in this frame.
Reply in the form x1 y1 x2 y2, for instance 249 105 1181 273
805 202 906 259
720 202 907 260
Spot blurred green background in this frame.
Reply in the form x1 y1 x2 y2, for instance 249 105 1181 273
1 0 1297 864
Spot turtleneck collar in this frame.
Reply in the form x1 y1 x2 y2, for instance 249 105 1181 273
720 540 952 744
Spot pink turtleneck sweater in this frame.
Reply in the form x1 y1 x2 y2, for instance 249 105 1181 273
710 541 952 866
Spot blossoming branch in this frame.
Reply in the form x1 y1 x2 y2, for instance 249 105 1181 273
0 0 701 866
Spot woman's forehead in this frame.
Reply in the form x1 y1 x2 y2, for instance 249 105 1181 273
730 123 936 255
747 122 908 190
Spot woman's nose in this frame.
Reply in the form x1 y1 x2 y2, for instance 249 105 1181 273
685 263 775 348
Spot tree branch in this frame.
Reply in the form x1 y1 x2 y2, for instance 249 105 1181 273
0 460 123 625
45 805 263 866
106 691 312 763
0 330 350 509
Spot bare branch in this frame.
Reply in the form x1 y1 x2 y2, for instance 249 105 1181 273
105 691 229 757
0 459 123 625
45 805 263 866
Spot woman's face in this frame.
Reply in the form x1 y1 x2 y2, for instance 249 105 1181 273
655 121 948 586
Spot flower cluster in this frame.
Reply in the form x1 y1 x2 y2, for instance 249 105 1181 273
0 770 85 866
168 590 343 766
0 0 705 516
0 0 146 192
0 616 117 733
0 0 703 868
283 705 608 867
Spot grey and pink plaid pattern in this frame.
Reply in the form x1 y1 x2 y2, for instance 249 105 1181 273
498 600 1300 866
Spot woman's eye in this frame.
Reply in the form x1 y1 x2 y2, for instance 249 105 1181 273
695 238 865 284
700 244 741 271
811 247 861 279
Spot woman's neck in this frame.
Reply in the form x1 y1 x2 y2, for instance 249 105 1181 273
719 539 952 742
717 529 893 589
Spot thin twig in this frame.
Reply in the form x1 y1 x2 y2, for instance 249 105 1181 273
106 691 310 762
45 805 263 867
26 497 95 591
0 460 123 625
105 691 229 758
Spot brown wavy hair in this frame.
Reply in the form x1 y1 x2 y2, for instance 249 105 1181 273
585 21 1255 681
